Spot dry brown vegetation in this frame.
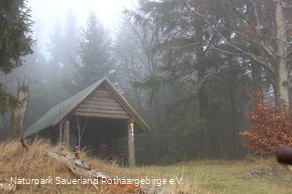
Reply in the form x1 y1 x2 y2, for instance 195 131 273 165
0 139 143 194
0 139 292 194
240 90 292 156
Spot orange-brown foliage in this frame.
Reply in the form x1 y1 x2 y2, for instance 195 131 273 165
239 90 292 156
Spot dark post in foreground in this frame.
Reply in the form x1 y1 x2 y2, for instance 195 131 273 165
276 146 292 165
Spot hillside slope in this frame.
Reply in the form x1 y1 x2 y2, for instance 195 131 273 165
0 139 291 194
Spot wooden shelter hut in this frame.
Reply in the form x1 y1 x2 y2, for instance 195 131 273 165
23 77 151 166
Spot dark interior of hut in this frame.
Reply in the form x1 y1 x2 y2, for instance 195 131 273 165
34 116 129 162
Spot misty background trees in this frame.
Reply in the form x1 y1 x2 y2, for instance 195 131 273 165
0 0 291 164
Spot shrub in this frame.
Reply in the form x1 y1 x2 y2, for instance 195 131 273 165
239 90 292 157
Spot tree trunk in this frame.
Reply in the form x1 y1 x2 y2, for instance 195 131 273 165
274 0 289 111
196 21 210 159
199 85 210 159
226 31 239 159
251 62 262 90
10 77 29 138
42 150 164 193
218 84 224 159
230 86 239 159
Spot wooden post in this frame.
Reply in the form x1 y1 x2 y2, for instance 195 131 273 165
59 121 63 145
64 119 70 148
128 119 135 167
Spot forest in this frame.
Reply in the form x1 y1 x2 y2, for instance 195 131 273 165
0 0 291 165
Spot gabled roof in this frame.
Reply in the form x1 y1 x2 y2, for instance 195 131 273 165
24 77 151 138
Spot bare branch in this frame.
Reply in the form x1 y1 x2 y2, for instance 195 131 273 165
211 45 245 56
193 10 276 76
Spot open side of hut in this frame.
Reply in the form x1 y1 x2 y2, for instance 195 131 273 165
23 77 151 167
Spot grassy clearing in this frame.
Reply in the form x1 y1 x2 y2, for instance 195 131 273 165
144 159 292 194
0 139 291 193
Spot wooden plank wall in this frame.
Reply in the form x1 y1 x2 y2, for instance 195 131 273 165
71 87 131 119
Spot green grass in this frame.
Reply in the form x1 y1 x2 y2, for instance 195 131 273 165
1 139 292 193
133 160 292 194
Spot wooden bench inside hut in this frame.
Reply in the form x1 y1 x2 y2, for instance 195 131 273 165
23 77 151 167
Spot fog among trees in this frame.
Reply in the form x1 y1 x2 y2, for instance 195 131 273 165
0 0 291 164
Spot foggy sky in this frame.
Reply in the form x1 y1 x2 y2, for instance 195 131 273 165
27 0 137 46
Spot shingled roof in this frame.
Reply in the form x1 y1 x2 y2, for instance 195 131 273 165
24 77 151 138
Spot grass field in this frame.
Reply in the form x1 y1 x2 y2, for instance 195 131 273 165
0 139 291 194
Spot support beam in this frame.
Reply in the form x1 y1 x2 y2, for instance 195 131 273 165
128 119 135 167
59 121 63 145
64 120 70 148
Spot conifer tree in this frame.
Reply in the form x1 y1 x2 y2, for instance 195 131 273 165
0 0 33 114
74 12 113 91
